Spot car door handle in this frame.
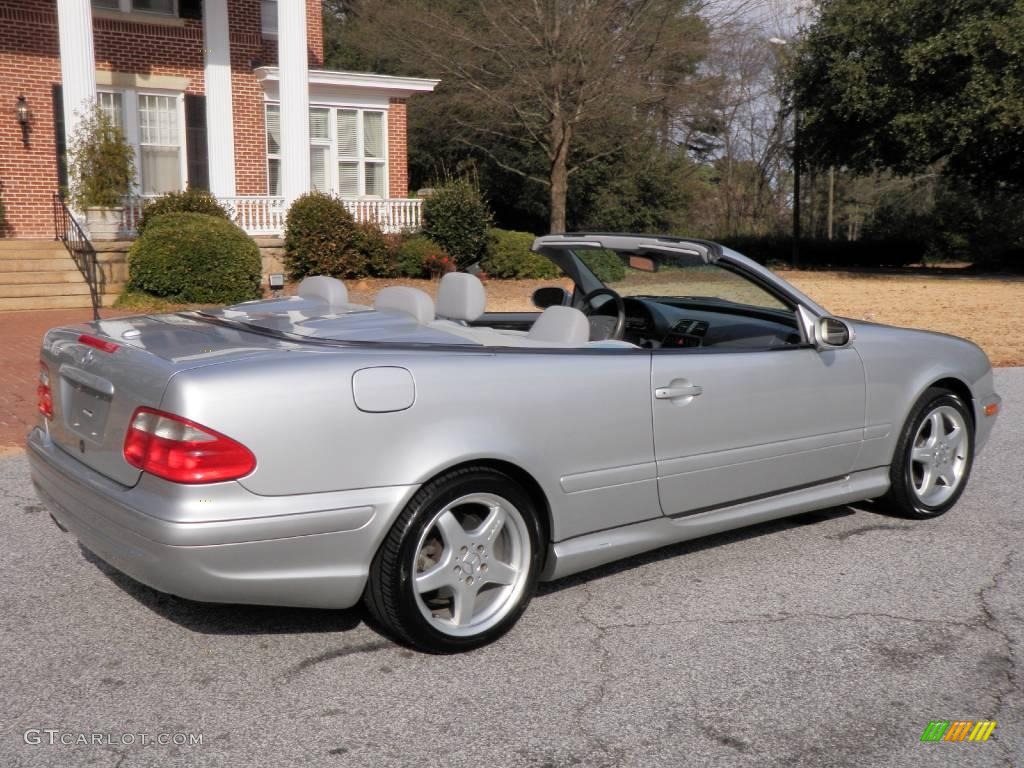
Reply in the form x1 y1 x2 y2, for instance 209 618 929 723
655 384 703 399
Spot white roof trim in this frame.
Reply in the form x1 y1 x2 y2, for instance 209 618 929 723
254 67 439 97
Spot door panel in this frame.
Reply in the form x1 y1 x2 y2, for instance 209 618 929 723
653 347 866 516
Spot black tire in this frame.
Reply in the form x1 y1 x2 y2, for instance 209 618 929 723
364 466 544 653
879 386 974 519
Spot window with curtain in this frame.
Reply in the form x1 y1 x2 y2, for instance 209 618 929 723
138 94 181 195
96 91 124 130
309 108 330 193
264 105 388 197
265 104 281 196
133 0 175 13
96 89 184 196
337 108 386 197
92 0 176 12
261 0 278 36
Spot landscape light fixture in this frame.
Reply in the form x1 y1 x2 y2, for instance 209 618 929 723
16 95 31 147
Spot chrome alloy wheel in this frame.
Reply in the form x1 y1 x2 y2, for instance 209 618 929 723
412 493 531 637
909 404 970 507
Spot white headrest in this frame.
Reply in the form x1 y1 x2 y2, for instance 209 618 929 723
436 272 486 322
527 305 590 345
374 286 435 324
297 276 348 309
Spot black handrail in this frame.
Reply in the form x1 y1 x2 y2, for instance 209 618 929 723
52 192 102 321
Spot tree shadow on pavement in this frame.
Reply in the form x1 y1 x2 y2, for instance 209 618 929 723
78 545 366 636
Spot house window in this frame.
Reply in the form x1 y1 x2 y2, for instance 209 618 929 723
97 89 185 196
92 0 177 13
261 0 278 37
96 91 123 129
138 94 182 194
265 105 281 195
265 104 388 198
337 108 386 197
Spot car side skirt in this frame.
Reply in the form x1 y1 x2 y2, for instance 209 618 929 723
542 467 891 581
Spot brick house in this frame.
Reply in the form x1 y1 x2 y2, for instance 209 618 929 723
0 0 438 242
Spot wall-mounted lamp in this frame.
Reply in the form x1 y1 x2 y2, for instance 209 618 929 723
16 95 31 148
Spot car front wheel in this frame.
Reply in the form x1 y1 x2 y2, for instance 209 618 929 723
364 467 543 653
881 387 974 519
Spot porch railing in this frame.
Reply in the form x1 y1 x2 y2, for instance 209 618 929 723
52 193 102 321
122 194 422 237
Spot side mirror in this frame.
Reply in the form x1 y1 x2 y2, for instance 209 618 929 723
532 286 570 309
797 307 854 349
819 317 852 347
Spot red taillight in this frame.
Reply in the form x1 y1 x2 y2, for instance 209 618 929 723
37 362 53 419
123 407 255 484
78 334 119 354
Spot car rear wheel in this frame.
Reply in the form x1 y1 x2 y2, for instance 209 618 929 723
880 387 974 519
364 467 543 653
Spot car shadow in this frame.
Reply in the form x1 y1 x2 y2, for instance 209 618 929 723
536 504 861 597
78 545 366 636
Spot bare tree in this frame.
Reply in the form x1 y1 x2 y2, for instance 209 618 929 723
350 0 709 232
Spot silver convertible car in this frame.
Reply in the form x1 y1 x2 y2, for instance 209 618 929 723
29 234 1001 652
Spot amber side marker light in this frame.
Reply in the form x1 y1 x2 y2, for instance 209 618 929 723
984 403 999 417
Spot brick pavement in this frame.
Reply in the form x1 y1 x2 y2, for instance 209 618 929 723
0 307 113 449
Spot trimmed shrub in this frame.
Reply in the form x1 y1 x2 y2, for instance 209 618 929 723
581 250 626 283
481 228 560 279
137 188 229 234
421 177 492 270
395 235 447 277
356 221 396 277
283 192 365 279
128 213 261 304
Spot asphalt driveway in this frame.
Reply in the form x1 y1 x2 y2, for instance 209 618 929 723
1 369 1021 768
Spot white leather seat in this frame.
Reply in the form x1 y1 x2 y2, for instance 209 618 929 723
297 276 348 309
374 286 435 324
435 272 486 323
527 305 590 345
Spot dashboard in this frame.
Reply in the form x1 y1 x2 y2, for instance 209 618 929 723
598 296 803 349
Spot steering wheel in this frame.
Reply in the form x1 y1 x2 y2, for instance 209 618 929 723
579 287 626 341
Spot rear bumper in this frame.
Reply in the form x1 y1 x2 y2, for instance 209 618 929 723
27 428 416 609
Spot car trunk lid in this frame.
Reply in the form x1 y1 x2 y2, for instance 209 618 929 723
40 314 299 487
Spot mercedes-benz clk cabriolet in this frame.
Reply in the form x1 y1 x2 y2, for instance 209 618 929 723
28 234 1001 652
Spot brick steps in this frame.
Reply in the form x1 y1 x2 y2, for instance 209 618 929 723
0 239 126 311
3 270 99 285
0 294 120 312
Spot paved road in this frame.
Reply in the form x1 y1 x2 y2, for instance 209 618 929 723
1 370 1021 768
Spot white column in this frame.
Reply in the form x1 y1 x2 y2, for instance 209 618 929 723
203 0 236 196
278 0 310 205
56 0 97 197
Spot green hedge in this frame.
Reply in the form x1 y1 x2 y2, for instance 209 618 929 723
395 235 449 277
128 212 261 304
481 228 560 279
421 177 492 270
137 188 229 234
581 250 626 283
284 193 369 279
719 236 925 268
